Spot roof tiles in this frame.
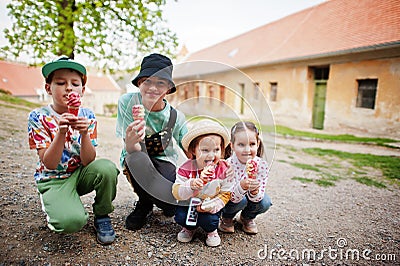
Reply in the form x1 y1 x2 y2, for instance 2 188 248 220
185 0 400 68
0 61 120 96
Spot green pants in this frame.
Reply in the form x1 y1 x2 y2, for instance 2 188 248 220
36 158 119 233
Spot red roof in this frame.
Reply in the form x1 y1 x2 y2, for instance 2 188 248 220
0 60 120 96
0 61 42 96
185 0 400 68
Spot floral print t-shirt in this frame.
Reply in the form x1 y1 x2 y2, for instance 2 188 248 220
28 105 97 182
226 154 269 203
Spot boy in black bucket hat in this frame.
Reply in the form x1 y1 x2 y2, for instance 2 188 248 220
116 53 188 230
131 53 176 94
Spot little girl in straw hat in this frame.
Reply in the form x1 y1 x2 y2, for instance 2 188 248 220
172 119 233 247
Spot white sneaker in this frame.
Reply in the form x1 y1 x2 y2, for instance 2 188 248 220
177 227 195 243
206 230 221 247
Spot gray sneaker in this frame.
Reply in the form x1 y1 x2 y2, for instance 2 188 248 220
94 216 116 245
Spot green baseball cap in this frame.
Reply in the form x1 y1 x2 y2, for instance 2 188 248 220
42 56 87 85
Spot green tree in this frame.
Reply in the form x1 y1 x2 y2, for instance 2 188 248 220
1 0 178 72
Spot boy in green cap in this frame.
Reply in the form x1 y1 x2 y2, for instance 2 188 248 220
28 56 119 245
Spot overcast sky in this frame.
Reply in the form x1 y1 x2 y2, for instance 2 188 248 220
1 0 326 55
162 0 326 53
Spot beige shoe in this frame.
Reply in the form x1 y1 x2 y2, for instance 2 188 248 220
218 217 235 233
206 230 221 247
177 227 195 243
239 215 258 235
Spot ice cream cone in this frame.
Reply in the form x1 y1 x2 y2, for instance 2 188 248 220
132 104 146 132
201 162 215 184
132 104 145 121
67 92 81 116
68 106 79 116
246 159 258 179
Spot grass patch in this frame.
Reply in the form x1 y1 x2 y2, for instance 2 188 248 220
291 162 321 172
0 93 42 109
315 179 336 187
303 148 400 180
0 102 33 112
320 173 341 181
185 117 398 147
292 177 314 183
275 125 398 146
292 175 339 187
354 177 386 188
330 163 344 169
285 146 298 152
349 169 367 175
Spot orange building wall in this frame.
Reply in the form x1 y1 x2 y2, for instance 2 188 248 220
172 57 400 136
325 58 400 132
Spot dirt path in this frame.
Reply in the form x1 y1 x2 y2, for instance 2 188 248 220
1 104 399 265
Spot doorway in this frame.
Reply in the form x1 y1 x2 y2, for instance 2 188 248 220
311 66 329 129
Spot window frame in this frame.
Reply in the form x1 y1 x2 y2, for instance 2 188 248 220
356 78 378 109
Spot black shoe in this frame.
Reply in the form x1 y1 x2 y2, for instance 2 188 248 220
125 201 152 230
162 206 176 217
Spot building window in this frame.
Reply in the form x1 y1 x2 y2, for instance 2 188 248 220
313 66 330 80
183 86 188 100
270 82 277 102
195 84 200 103
209 85 215 104
219 85 225 105
356 79 377 109
254 82 260 100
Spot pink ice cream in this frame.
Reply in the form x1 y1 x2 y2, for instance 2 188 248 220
132 104 145 121
67 92 81 116
246 158 258 179
201 162 215 184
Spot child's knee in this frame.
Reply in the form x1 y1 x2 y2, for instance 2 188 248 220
90 159 119 187
174 207 187 226
48 213 88 233
255 198 272 215
261 195 272 211
95 159 120 177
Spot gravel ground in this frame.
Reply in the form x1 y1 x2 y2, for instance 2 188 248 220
0 103 399 265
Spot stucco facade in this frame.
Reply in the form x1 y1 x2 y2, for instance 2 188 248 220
0 61 122 116
171 51 400 137
324 58 400 134
171 0 400 137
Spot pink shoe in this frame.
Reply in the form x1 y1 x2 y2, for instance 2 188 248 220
177 227 195 243
218 217 235 233
206 230 221 247
239 215 258 234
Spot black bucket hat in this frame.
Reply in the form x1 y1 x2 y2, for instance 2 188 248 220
132 53 176 94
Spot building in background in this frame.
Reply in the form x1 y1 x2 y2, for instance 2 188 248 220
171 0 400 137
0 60 122 116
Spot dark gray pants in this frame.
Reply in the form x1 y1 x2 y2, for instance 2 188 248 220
124 151 178 212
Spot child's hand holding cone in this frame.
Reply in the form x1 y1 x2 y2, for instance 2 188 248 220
67 92 81 116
